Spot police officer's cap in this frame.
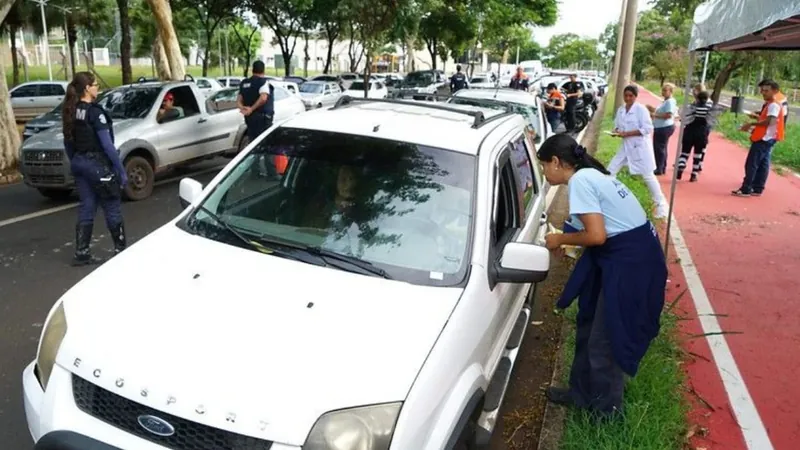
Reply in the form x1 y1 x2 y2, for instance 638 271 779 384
252 60 266 74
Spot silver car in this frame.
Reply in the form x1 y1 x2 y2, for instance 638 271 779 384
19 81 248 201
298 81 342 110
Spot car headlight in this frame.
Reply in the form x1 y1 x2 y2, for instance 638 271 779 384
36 301 68 390
303 402 402 450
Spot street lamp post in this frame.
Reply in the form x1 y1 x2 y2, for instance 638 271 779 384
31 0 53 81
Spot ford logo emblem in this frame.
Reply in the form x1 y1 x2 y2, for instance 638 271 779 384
137 414 176 437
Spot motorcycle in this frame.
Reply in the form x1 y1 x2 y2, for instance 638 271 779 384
572 98 591 133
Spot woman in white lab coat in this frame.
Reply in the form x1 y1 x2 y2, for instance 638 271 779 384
609 85 669 219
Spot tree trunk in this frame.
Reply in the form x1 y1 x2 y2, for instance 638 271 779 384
153 35 172 80
363 47 371 99
711 55 743 105
10 23 19 86
405 37 415 72
146 0 185 80
0 0 20 175
67 20 78 77
501 47 509 64
116 0 132 85
323 25 337 73
203 32 212 76
303 32 309 77
426 38 438 71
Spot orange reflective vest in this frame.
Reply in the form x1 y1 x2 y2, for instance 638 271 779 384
750 100 785 143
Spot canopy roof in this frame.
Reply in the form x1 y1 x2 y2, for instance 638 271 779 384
689 0 800 51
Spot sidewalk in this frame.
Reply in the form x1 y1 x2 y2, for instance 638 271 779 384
638 87 800 450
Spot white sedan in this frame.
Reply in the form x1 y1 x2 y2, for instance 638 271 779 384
193 76 225 97
343 80 389 99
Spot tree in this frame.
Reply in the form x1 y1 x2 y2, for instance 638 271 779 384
419 2 478 70
146 0 186 80
0 0 21 176
116 0 133 84
309 0 346 73
647 46 687 85
544 33 600 70
479 0 557 62
250 0 313 76
0 0 27 86
173 0 238 76
227 18 262 77
517 39 543 62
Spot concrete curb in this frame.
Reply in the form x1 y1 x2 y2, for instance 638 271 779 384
0 172 22 186
536 96 608 450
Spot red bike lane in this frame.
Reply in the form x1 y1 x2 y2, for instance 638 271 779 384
636 87 800 450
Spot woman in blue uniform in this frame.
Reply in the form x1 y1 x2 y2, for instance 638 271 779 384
62 72 128 266
537 134 667 420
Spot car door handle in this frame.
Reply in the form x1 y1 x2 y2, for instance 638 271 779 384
29 99 35 102
198 118 207 123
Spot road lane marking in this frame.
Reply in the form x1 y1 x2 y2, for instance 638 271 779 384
0 164 226 229
669 216 774 450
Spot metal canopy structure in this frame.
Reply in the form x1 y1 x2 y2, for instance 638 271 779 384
689 0 800 51
663 0 800 261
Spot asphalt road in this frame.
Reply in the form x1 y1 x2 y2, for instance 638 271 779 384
717 93 800 122
0 160 225 448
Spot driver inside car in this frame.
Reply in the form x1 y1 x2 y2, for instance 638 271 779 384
157 92 185 121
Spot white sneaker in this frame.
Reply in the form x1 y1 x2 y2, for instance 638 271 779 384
654 205 669 219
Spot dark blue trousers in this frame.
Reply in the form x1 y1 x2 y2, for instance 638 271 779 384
740 139 776 194
71 155 123 228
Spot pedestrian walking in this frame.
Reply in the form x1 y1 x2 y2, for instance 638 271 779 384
677 90 713 182
609 85 670 218
238 60 275 145
62 72 127 266
563 74 582 132
649 83 678 175
450 64 468 93
544 83 566 133
538 134 667 421
733 79 785 197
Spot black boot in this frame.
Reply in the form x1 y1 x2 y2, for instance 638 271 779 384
72 223 104 266
676 169 684 180
109 222 127 255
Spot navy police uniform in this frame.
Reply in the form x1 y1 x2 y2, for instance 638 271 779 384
450 71 468 93
239 75 275 141
67 101 127 265
564 81 581 131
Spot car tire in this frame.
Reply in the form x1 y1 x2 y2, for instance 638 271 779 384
123 155 154 201
37 188 72 201
316 103 323 109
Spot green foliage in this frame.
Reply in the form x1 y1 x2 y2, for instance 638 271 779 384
646 46 688 85
715 112 800 173
130 0 198 58
418 2 478 64
544 33 600 70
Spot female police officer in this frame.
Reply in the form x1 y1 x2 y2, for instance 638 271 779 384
62 71 128 266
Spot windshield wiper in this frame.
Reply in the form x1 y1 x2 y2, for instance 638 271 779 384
304 246 391 279
189 206 322 265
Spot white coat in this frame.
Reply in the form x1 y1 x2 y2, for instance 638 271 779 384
610 102 656 175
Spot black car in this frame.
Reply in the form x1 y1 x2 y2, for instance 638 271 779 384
23 102 62 140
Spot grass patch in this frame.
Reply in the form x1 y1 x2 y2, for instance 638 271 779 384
642 80 800 173
6 64 322 89
558 95 688 450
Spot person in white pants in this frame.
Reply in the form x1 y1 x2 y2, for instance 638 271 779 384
609 85 669 219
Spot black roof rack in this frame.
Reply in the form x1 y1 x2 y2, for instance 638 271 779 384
331 95 514 129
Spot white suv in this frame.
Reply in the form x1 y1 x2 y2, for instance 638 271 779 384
23 97 551 450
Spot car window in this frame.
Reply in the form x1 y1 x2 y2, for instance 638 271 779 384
331 84 341 93
272 86 289 101
300 83 324 94
209 89 238 103
471 78 486 83
184 127 476 286
167 86 200 117
508 135 536 212
11 85 38 98
492 159 521 247
341 74 357 80
324 85 331 94
349 81 367 91
97 87 160 119
376 82 384 90
197 79 211 89
41 84 65 96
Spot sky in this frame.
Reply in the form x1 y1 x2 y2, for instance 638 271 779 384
532 0 653 48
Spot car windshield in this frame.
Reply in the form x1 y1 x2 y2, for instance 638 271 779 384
182 127 475 286
300 83 324 94
97 87 160 119
470 78 487 83
349 81 369 90
404 72 434 86
341 74 357 80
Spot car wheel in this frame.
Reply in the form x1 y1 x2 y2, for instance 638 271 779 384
123 155 155 201
37 188 72 201
316 103 323 109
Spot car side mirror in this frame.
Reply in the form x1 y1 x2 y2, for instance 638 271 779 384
179 177 203 209
159 108 180 123
494 242 550 284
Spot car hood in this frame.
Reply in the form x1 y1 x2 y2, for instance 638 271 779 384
55 224 461 446
26 112 61 128
298 92 322 100
22 119 139 150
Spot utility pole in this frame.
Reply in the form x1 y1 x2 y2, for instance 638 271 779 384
224 30 230 76
52 4 72 80
610 0 628 87
614 0 638 111
701 51 709 85
32 0 53 81
515 45 520 65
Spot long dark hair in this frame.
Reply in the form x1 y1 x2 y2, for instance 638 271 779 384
62 71 96 142
536 134 610 175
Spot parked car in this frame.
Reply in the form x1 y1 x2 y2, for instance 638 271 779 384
298 80 342 109
342 80 389 99
394 70 447 100
21 102 62 141
23 97 550 450
9 81 69 121
19 81 249 201
193 76 224 97
309 74 345 91
469 75 497 89
216 76 245 88
283 75 306 86
447 88 552 144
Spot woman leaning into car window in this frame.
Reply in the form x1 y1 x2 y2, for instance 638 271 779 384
536 134 667 422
